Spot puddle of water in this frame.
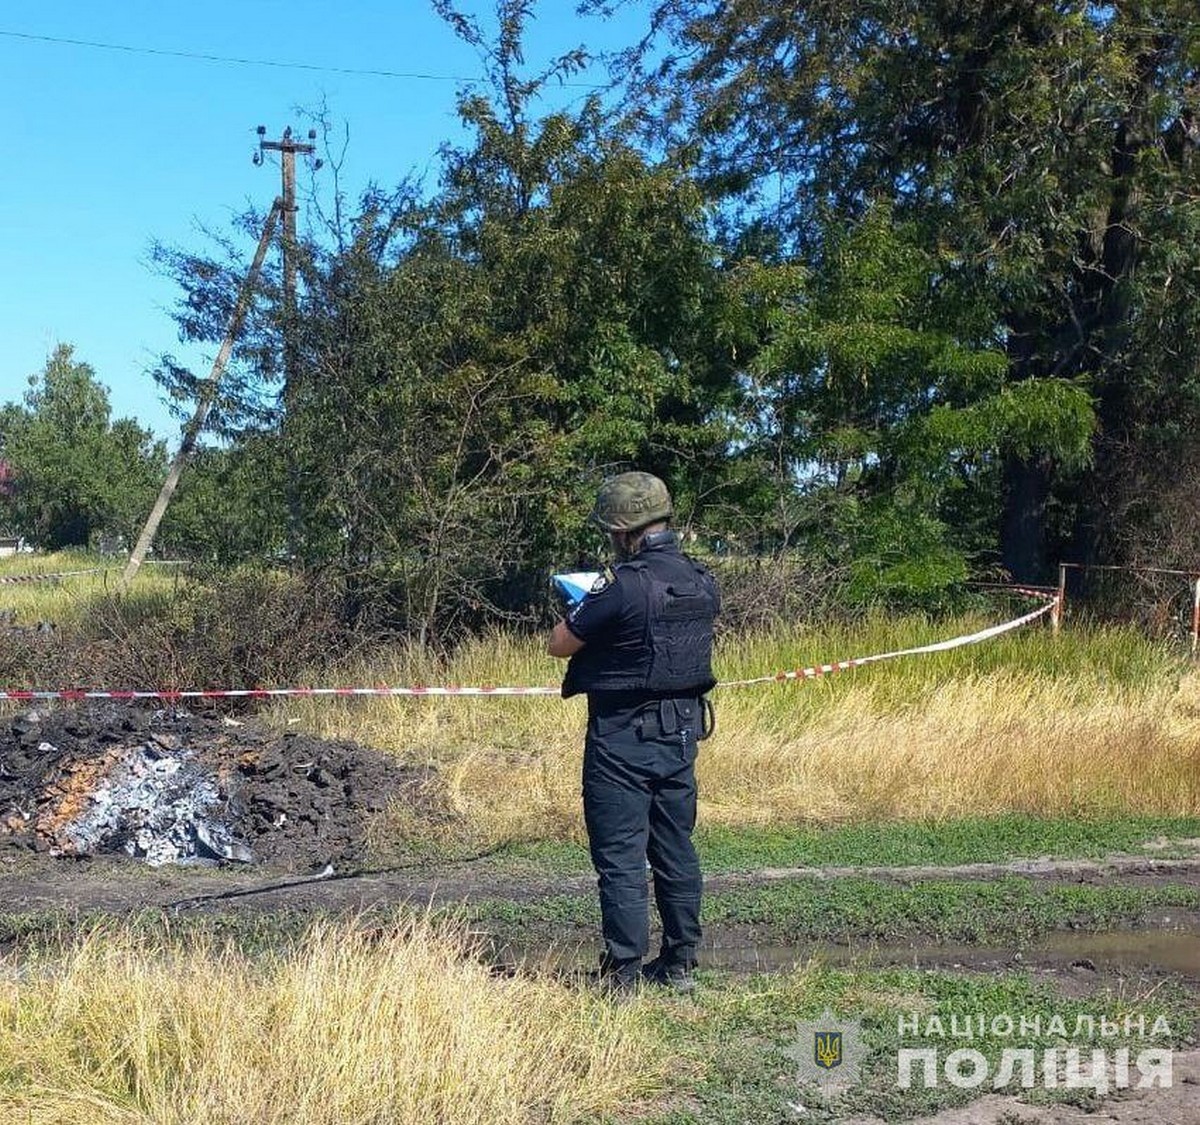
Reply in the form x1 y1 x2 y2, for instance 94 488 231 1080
1033 928 1200 976
703 927 1200 977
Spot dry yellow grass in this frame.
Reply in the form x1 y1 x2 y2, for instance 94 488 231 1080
0 916 664 1125
0 550 185 626
697 670 1200 824
9 560 1195 842
269 621 1200 846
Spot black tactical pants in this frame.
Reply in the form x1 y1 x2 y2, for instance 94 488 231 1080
582 695 703 971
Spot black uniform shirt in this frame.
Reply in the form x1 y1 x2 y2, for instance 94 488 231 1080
564 564 649 679
564 561 656 718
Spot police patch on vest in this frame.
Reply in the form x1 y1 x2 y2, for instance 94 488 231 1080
590 567 616 594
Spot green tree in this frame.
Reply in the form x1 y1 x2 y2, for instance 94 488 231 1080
721 206 1093 603
155 3 741 639
622 0 1200 580
0 346 165 549
288 95 739 638
158 438 287 565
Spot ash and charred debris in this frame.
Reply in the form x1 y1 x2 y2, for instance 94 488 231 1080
35 739 246 866
0 705 433 869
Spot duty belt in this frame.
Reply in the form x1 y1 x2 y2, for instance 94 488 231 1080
633 696 716 742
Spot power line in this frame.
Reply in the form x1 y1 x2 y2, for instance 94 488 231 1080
0 27 607 88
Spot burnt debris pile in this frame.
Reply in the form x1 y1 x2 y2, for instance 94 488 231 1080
0 705 429 868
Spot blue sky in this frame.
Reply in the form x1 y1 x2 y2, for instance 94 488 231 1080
1 2 651 438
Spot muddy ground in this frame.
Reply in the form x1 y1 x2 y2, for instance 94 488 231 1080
845 1047 1200 1125
2 844 1200 916
1 704 1198 1125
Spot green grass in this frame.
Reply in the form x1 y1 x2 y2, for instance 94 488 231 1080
468 877 1200 945
7 873 1192 956
488 814 1200 877
0 907 323 959
0 549 189 628
1 905 1194 1122
703 877 1200 943
644 965 1197 1123
697 814 1200 870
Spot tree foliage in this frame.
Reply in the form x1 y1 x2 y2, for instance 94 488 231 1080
721 204 1094 602
157 438 287 566
146 0 1200 633
154 6 739 639
624 0 1200 579
0 346 165 550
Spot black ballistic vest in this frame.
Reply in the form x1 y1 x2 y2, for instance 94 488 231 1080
563 534 719 699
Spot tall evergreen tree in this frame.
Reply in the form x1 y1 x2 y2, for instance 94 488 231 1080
619 0 1200 579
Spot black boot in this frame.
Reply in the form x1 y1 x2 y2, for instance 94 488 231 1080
592 953 642 998
641 954 697 993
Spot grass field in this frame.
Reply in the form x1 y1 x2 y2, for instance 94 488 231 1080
3 557 1200 1122
0 549 187 626
0 910 1193 1125
471 874 1200 944
268 619 1200 847
498 812 1200 875
5 553 1199 846
0 915 661 1125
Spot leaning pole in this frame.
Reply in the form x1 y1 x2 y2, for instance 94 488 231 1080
121 199 282 589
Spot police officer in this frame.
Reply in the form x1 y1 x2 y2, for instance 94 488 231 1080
548 472 720 993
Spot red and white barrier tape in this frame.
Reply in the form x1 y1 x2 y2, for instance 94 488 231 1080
716 596 1057 688
0 568 105 585
0 594 1057 704
0 685 562 702
969 582 1059 599
0 561 189 586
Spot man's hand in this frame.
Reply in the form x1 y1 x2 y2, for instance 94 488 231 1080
548 619 585 658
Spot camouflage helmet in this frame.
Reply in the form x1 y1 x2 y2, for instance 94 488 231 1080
589 471 673 532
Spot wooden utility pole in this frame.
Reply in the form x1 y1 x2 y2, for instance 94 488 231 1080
121 201 283 588
257 125 317 561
